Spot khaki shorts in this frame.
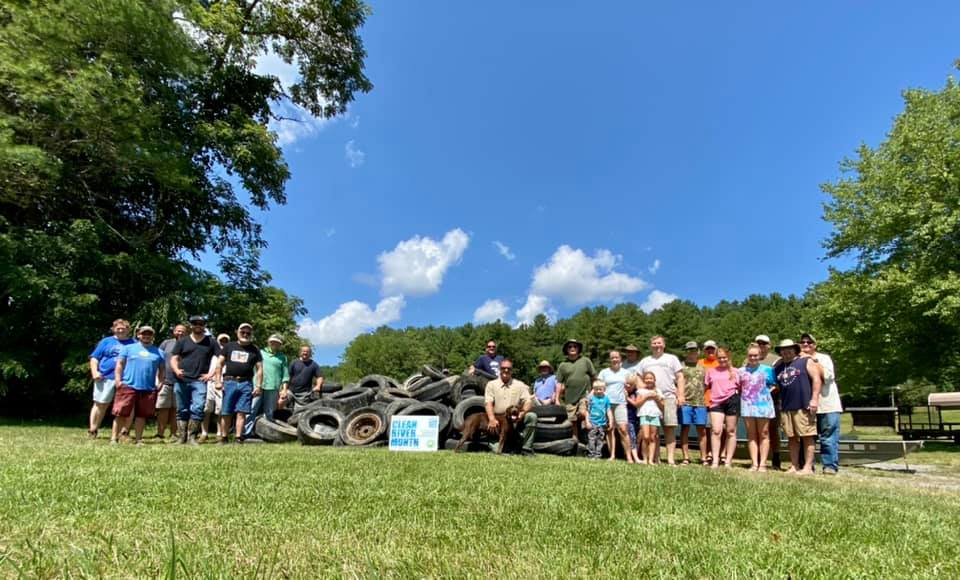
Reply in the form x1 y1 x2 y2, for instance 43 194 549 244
610 403 628 425
156 383 176 409
780 409 817 438
565 400 588 424
661 398 679 427
204 382 223 415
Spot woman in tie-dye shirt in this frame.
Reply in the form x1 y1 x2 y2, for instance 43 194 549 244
740 344 777 471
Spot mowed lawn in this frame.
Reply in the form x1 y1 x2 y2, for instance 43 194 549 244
0 425 958 578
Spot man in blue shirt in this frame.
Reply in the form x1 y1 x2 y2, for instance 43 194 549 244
468 340 504 379
87 318 135 439
113 326 165 445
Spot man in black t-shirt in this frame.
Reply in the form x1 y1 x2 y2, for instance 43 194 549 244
170 315 221 443
214 322 263 444
283 345 324 409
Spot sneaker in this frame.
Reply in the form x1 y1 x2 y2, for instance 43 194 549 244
87 429 98 440
217 436 227 445
233 437 244 445
823 468 838 476
198 433 208 443
109 438 119 445
135 439 145 447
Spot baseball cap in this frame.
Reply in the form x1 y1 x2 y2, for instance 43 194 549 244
684 341 698 350
137 325 155 334
267 334 284 344
188 315 206 324
237 322 253 331
755 334 771 344
703 340 718 349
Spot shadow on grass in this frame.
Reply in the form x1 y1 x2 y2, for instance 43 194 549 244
0 416 87 429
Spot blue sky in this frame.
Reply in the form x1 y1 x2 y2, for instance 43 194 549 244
245 2 960 364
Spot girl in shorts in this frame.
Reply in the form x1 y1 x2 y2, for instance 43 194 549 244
624 376 642 463
705 347 745 468
740 344 777 471
636 371 664 465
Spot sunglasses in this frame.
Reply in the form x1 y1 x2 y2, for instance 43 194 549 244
800 340 814 345
757 341 769 345
500 367 513 372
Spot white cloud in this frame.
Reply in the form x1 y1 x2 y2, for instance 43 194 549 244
493 241 515 261
378 228 470 296
345 140 366 168
529 245 648 306
350 115 361 129
298 296 405 347
648 259 661 275
515 294 557 326
252 51 331 147
640 290 678 313
473 299 509 324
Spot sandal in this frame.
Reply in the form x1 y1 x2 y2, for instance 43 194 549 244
681 458 691 466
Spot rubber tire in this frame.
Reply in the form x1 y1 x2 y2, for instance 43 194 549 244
320 382 343 395
411 379 452 402
375 388 415 403
322 387 375 414
532 404 567 424
340 407 387 446
402 373 425 389
253 417 298 443
357 374 390 391
286 399 328 426
385 398 418 417
407 375 434 392
370 401 389 414
452 395 487 431
297 407 344 445
474 368 497 380
534 420 574 443
453 374 488 402
421 365 446 380
397 401 452 433
533 438 579 456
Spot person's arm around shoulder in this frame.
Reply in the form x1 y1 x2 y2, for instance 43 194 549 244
806 358 822 412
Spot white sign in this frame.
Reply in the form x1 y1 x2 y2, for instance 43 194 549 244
389 415 439 452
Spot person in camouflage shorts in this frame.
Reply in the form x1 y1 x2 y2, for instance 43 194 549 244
679 341 709 465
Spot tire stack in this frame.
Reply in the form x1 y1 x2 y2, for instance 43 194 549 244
254 367 581 456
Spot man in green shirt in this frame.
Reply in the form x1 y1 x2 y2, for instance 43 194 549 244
244 334 289 438
556 339 596 437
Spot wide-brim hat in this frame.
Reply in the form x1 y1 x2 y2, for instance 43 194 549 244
623 344 640 353
537 360 553 371
562 339 584 353
775 339 800 354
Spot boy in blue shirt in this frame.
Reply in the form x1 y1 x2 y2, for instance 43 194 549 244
584 379 614 459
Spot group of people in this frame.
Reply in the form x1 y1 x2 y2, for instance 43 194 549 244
87 317 326 445
474 334 842 474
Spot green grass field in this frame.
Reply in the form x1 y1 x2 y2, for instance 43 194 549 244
0 425 958 578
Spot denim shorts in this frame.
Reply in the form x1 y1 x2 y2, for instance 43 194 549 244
222 380 253 415
680 405 708 426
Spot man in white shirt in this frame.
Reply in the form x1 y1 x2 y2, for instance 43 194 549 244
800 333 843 475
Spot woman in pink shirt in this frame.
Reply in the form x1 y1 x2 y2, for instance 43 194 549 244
704 347 745 468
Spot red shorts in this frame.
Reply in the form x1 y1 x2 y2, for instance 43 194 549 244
112 386 157 418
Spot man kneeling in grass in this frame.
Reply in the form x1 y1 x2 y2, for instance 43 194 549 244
483 359 538 456
112 326 165 445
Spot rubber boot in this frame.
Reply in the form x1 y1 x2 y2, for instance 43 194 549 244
187 420 200 445
175 420 188 444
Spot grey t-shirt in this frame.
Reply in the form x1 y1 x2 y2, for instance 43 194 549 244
159 338 178 385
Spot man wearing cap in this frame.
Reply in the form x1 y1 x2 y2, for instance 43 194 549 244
156 324 186 440
774 339 822 475
532 360 557 405
87 318 136 439
200 333 230 442
679 341 709 465
800 333 843 475
622 345 642 374
284 345 324 410
171 315 221 444
243 334 289 438
556 339 596 435
468 340 504 379
484 358 538 456
639 335 685 465
215 323 263 444
112 326 165 445
754 334 782 470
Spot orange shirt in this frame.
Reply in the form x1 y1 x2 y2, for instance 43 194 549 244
700 358 719 406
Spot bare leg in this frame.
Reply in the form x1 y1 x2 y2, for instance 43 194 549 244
235 413 246 440
618 423 633 463
156 408 168 437
219 416 229 441
709 412 724 468
746 418 759 469
800 435 815 474
696 426 708 464
202 411 212 437
758 419 770 470
663 426 676 465
680 424 690 461
788 436 800 472
89 402 109 434
134 417 147 442
606 426 615 461
723 415 738 467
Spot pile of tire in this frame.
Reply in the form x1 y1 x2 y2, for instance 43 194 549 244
251 365 580 455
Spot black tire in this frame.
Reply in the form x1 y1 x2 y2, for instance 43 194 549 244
322 387 375 414
402 373 425 389
407 375 434 392
357 374 390 391
253 417 298 443
411 378 453 402
453 374 488 402
375 388 415 403
474 368 497 380
340 407 387 446
370 401 389 414
272 408 292 423
286 398 327 426
452 395 487 431
297 407 344 445
533 404 567 424
320 382 343 394
533 438 579 456
421 365 445 380
534 420 573 443
385 398 418 417
397 401 452 433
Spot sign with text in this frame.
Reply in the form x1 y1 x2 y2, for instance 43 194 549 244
389 415 439 452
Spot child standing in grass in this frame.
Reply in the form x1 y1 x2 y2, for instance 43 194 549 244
636 371 664 465
584 380 614 459
624 376 643 463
